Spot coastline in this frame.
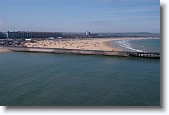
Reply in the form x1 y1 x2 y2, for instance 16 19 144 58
24 38 120 51
3 47 129 57
0 37 160 58
0 47 13 53
24 37 151 52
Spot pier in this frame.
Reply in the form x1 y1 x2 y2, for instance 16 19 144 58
127 52 160 59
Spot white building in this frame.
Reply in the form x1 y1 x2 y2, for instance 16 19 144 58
85 31 91 37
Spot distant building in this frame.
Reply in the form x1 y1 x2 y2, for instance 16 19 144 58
0 32 7 39
90 33 99 38
85 31 91 37
7 31 63 39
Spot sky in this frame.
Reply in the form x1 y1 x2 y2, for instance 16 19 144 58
0 0 160 33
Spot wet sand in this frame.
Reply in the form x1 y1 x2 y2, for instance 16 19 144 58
0 47 13 53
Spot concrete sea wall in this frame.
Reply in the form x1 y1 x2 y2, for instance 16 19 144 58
4 47 129 57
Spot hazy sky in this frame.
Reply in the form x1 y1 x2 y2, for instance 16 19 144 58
0 0 160 33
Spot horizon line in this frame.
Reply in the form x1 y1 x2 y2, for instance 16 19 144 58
0 31 160 34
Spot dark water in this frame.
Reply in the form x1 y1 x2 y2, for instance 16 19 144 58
0 52 160 106
113 38 160 52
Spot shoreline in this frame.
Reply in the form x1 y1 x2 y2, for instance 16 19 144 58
1 46 160 58
0 37 160 58
2 46 129 57
24 37 150 52
108 37 160 52
0 38 152 53
0 47 13 53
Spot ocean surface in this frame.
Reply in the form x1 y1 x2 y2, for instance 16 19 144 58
112 38 160 52
0 38 160 106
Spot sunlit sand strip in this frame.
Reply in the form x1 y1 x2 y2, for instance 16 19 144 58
0 47 13 53
24 38 121 51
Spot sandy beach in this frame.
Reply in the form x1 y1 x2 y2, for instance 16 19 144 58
0 47 13 53
24 38 148 51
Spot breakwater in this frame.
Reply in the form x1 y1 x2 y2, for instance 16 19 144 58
2 47 129 57
1 47 160 58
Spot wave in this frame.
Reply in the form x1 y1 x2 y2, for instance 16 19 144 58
114 40 143 52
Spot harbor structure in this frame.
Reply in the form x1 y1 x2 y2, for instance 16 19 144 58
1 46 160 59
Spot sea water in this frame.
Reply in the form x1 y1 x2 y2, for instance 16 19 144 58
0 51 160 106
112 38 160 52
